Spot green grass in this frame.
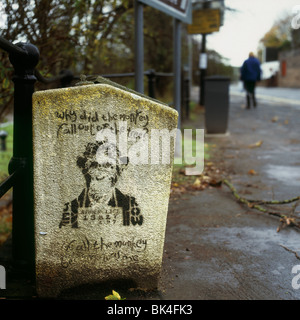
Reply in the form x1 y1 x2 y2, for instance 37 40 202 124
172 142 211 185
171 100 213 185
0 123 13 180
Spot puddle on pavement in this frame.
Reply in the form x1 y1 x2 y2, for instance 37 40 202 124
264 164 300 186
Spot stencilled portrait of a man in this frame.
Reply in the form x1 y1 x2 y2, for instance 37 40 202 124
59 138 143 229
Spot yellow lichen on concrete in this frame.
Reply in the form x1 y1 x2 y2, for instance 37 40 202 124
33 83 178 123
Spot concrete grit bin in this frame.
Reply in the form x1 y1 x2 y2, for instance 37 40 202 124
32 81 178 298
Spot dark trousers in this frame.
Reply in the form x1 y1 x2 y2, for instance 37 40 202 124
244 81 257 108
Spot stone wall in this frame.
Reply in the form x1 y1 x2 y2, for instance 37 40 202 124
278 49 300 88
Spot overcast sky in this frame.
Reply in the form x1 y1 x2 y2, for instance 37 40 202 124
204 0 300 67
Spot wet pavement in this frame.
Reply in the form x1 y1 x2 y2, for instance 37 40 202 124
1 84 300 302
159 85 300 300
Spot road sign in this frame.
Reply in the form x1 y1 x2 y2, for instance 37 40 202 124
187 8 220 34
139 0 192 24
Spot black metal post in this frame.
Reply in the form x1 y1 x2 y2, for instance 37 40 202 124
0 131 8 151
134 0 144 93
59 69 74 88
146 69 156 98
199 33 206 106
184 77 190 119
8 42 39 275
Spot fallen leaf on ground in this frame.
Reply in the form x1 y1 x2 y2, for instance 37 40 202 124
248 140 263 148
248 169 257 175
286 217 296 226
193 178 201 186
271 116 279 122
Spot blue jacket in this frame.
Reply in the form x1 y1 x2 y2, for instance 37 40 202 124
241 57 261 82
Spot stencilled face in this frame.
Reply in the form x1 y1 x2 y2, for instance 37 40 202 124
88 161 116 184
87 160 118 204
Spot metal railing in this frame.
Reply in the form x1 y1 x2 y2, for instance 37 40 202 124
0 36 190 276
82 70 190 118
0 37 39 275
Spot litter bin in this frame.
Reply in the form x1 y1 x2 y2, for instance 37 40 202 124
204 75 230 134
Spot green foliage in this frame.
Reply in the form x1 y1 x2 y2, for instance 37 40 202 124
172 142 211 188
259 13 293 51
0 53 14 120
0 0 139 120
0 0 233 120
0 0 185 119
191 40 235 84
0 123 13 180
206 49 234 79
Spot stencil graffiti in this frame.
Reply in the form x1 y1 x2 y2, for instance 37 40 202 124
55 109 149 137
60 236 148 268
59 140 143 228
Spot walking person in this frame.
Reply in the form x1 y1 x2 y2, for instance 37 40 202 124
240 52 262 109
